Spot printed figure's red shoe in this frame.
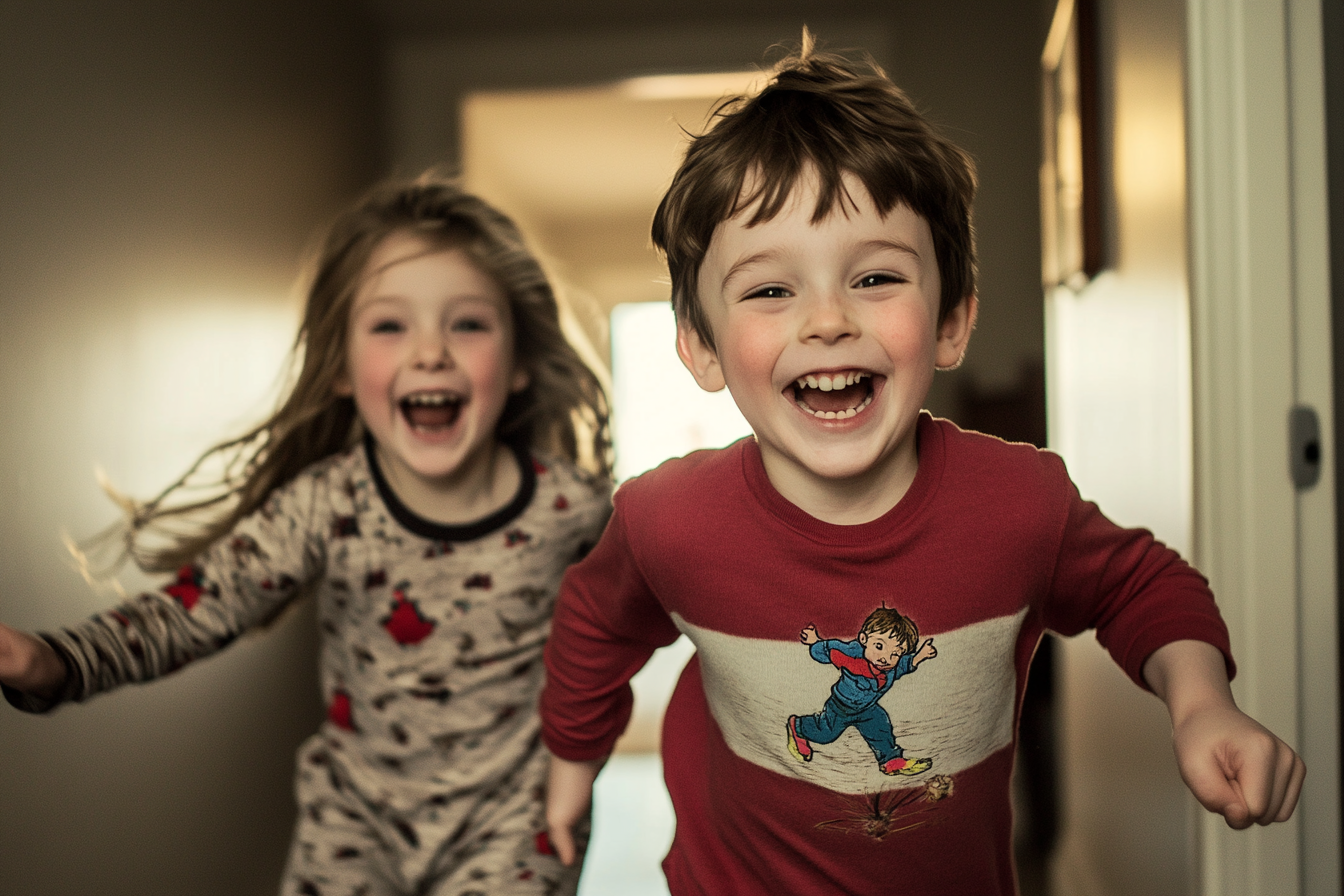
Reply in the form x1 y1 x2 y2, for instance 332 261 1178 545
786 715 812 762
880 756 932 776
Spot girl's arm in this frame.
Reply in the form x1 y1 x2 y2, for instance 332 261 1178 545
1143 639 1306 828
544 753 605 866
0 622 67 699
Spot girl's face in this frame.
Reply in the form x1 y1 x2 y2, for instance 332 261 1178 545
338 230 528 495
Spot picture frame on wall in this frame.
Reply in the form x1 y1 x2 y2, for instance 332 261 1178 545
1041 0 1103 290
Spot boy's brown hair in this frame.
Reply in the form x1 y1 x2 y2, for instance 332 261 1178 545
651 33 978 350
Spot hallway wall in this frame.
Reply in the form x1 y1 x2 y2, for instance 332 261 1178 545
0 3 381 893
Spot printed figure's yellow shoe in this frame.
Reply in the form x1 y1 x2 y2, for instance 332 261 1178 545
880 756 932 776
786 715 812 762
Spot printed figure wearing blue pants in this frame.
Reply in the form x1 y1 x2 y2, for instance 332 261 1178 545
786 606 937 776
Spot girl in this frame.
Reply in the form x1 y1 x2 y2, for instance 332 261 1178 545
0 176 613 896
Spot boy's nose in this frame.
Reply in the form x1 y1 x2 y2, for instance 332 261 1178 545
800 290 858 344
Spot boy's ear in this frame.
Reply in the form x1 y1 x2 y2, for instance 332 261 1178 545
935 294 978 371
676 321 727 393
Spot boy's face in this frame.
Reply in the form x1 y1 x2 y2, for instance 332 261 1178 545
677 173 975 517
859 629 909 671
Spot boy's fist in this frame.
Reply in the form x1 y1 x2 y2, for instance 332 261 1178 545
799 625 820 645
1144 639 1304 829
1173 700 1305 829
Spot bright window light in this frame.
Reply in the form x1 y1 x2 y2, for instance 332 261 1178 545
610 301 752 483
619 70 764 100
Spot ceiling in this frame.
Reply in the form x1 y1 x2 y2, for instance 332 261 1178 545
364 0 896 36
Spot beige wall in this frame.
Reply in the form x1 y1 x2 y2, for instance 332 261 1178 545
0 3 381 894
1047 0 1198 893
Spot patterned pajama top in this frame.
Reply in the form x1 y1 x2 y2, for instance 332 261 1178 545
8 439 611 890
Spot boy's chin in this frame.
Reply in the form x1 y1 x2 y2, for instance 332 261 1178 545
786 442 909 483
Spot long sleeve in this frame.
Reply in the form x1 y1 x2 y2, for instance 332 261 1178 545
1042 469 1233 689
540 492 682 761
9 466 328 712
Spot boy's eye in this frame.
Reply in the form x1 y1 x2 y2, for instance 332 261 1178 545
744 285 791 300
855 273 904 289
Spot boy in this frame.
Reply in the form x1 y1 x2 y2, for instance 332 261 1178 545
789 608 937 776
541 40 1304 895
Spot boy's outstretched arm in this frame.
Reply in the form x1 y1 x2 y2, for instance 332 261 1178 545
0 622 66 699
1143 639 1305 829
545 753 605 866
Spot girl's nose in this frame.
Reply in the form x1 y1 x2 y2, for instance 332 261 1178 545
413 332 453 370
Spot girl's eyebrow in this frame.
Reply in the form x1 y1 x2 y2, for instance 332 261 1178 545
350 292 406 313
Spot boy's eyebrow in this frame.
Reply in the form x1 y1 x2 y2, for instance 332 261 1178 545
718 249 784 292
856 238 924 261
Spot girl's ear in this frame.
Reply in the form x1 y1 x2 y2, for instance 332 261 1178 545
935 294 978 371
333 370 353 398
510 365 530 394
676 321 727 392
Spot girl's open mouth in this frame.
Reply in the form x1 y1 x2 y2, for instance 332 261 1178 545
789 371 875 419
400 391 462 431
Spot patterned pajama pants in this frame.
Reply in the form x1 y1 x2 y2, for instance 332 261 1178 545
279 739 582 896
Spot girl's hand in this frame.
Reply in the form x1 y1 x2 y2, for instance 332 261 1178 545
545 753 605 866
0 622 66 698
1144 640 1305 828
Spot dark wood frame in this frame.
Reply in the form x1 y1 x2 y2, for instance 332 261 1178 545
1041 0 1103 289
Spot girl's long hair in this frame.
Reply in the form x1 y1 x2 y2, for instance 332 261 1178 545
102 174 611 575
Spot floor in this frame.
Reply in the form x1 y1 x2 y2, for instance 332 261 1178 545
578 753 674 896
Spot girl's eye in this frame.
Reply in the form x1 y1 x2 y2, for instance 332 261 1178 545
451 317 492 333
370 319 404 334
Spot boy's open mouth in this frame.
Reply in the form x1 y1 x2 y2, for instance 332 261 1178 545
789 371 875 419
400 391 462 431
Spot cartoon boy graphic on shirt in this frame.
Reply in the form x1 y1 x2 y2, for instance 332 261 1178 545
787 607 937 776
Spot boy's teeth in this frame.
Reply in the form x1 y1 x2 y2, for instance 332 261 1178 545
796 372 868 390
802 393 874 419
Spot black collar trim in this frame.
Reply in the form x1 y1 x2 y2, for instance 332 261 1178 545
363 434 536 542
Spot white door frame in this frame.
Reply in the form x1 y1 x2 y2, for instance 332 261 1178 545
1185 0 1339 893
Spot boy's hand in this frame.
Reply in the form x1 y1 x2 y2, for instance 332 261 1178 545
545 753 605 866
912 638 937 667
800 625 819 645
0 622 66 699
1144 640 1305 828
